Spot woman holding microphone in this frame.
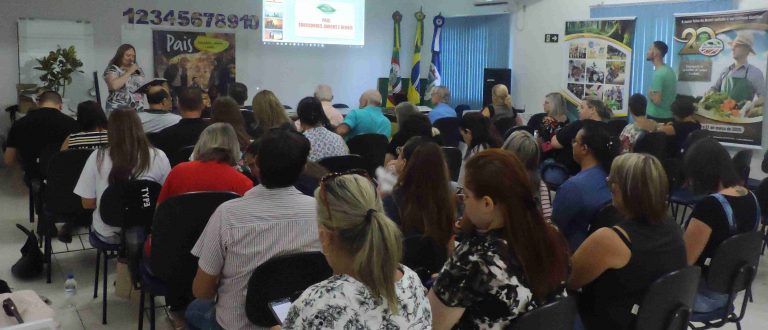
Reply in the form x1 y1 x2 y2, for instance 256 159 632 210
104 44 145 114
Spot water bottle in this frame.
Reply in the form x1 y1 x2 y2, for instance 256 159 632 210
64 273 77 308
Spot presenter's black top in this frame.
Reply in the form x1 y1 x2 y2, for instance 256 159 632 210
149 118 209 158
579 218 686 330
6 107 78 178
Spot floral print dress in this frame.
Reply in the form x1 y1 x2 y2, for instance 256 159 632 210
103 64 145 113
283 265 431 329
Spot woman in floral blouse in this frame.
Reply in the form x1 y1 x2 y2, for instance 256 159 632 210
428 149 570 329
283 172 431 329
297 96 349 162
103 44 145 114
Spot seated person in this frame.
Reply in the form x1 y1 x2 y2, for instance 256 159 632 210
283 173 431 329
248 90 292 139
682 138 760 314
428 86 457 124
297 96 348 162
458 113 501 183
61 100 109 151
428 149 569 329
503 131 551 219
185 129 320 330
294 84 344 130
482 84 522 126
657 99 701 156
210 96 252 151
150 87 209 158
552 121 617 251
386 108 434 163
243 135 328 197
550 99 612 174
336 89 391 139
4 91 78 179
619 93 656 153
529 92 570 142
569 153 686 330
138 85 181 133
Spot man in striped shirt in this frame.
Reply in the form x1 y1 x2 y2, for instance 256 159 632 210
186 129 320 330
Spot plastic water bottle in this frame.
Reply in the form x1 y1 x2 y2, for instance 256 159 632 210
64 273 77 308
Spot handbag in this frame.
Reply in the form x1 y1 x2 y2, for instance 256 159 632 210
11 225 44 279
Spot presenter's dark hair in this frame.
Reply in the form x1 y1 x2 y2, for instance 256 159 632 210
628 93 647 117
178 87 204 111
684 138 740 194
257 128 310 188
228 82 249 105
76 101 107 131
109 44 136 67
38 91 63 105
146 89 170 105
653 41 669 57
671 99 695 118
297 96 330 128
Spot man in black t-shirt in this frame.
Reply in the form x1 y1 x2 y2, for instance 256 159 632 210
150 87 209 159
4 91 78 179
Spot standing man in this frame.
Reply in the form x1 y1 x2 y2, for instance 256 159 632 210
709 33 765 114
646 41 678 123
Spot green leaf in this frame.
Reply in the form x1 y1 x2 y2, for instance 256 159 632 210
317 4 336 13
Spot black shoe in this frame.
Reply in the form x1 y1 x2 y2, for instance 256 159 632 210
57 224 73 243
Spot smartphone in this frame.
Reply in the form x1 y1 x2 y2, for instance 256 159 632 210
3 298 23 324
269 298 292 325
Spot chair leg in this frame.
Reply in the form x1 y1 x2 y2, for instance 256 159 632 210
93 250 100 298
29 191 34 223
45 234 52 284
138 287 145 330
149 294 156 330
102 251 108 325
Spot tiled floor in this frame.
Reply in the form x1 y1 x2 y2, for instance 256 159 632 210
1 165 768 329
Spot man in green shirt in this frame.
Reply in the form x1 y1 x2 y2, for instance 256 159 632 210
646 41 677 123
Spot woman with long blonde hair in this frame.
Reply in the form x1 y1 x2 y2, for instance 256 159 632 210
249 90 291 139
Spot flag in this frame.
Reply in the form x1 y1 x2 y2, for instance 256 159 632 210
387 11 403 107
408 9 426 105
426 13 445 103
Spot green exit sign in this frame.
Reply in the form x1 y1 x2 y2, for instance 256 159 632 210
545 34 559 43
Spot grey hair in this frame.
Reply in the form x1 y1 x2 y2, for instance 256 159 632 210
502 131 541 190
545 92 568 119
314 84 334 102
361 89 383 107
431 86 451 103
191 123 242 165
394 102 420 122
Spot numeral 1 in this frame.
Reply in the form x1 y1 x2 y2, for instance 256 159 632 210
123 8 135 24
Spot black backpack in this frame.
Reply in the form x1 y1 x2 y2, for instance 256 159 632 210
11 224 44 279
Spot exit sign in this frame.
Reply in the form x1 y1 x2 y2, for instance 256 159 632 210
545 34 559 43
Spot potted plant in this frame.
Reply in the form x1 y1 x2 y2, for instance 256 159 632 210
33 45 84 97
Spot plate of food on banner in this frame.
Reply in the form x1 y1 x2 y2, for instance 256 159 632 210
696 91 763 124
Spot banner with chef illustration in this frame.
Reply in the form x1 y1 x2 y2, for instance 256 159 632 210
563 18 635 117
674 10 768 147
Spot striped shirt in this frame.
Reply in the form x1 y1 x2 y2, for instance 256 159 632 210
539 180 553 220
67 131 108 150
191 185 320 330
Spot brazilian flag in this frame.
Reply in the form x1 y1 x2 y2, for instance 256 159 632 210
408 10 426 105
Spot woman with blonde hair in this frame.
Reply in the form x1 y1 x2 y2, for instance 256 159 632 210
482 84 521 124
530 93 571 155
283 173 431 329
569 153 686 330
249 90 291 139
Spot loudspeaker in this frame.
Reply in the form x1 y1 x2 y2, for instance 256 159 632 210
483 68 511 107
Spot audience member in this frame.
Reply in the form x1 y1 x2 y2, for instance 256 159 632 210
429 149 569 329
186 129 318 330
150 87 209 158
386 108 434 163
74 109 170 250
394 100 421 122
428 86 456 124
211 96 252 151
646 41 678 123
619 93 656 153
552 121 617 250
61 100 109 151
550 99 612 174
482 84 522 125
682 138 760 314
242 136 328 196
4 91 78 178
336 89 391 139
250 90 291 139
138 85 181 133
228 82 257 133
657 99 701 155
458 112 501 183
296 84 344 128
283 173 431 329
569 153 686 329
297 96 348 162
503 131 551 219
533 93 570 154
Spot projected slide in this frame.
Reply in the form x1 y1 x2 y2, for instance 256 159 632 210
263 0 365 46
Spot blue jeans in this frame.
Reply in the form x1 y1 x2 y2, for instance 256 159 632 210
185 299 222 330
693 282 729 313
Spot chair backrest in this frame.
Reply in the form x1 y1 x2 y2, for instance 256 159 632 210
755 178 768 219
99 179 162 228
635 266 701 330
44 149 94 215
587 203 623 235
762 150 768 174
37 143 62 179
540 162 570 189
634 132 669 161
317 154 367 173
441 147 462 182
508 295 577 330
346 134 390 175
384 113 396 123
402 235 448 284
433 117 462 147
245 252 333 327
455 104 470 117
607 119 629 138
169 145 195 168
705 231 762 293
283 105 292 110
150 191 240 300
332 103 349 109
493 116 518 138
732 149 753 184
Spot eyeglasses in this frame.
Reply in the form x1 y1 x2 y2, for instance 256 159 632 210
319 169 371 221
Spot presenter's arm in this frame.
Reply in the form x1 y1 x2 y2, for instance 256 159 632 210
105 63 140 91
649 90 662 106
3 147 17 166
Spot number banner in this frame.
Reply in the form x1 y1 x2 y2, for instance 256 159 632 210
124 8 259 30
152 30 236 97
562 19 636 117
674 10 768 147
